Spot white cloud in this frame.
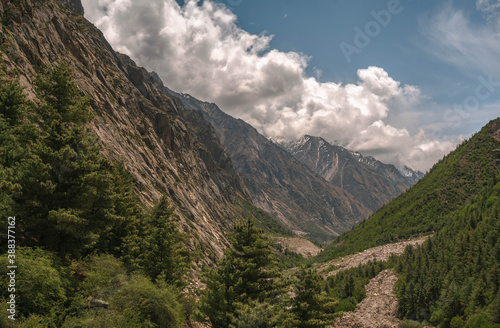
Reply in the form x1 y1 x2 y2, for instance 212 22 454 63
420 2 500 78
81 0 457 172
477 0 500 29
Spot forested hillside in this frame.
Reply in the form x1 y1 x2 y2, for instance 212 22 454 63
318 118 500 261
395 184 500 326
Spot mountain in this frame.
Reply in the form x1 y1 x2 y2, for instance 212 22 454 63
0 0 279 258
318 117 500 261
166 90 372 242
0 0 370 253
281 135 424 212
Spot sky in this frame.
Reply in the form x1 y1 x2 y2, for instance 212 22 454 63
80 0 500 172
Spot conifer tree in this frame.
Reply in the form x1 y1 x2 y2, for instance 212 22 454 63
142 196 190 287
199 217 279 328
290 267 338 328
2 64 137 257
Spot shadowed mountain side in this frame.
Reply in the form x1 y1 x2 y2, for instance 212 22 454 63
166 90 371 242
0 0 267 258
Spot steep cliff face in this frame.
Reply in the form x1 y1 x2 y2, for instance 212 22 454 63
60 0 84 15
167 91 371 242
282 135 423 212
0 0 252 257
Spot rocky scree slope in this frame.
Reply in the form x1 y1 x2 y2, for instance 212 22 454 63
282 135 423 212
165 90 372 242
0 0 257 258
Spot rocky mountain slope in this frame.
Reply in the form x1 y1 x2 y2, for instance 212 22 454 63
0 0 260 258
166 90 371 242
282 135 423 212
0 0 371 252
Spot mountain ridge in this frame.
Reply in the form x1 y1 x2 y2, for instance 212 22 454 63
165 89 372 241
318 117 500 261
281 135 423 212
0 0 261 258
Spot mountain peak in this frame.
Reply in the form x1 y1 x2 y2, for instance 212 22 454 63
286 136 422 211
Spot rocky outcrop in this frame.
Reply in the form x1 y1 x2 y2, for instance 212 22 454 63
60 0 84 15
0 0 252 258
166 91 371 242
282 135 423 212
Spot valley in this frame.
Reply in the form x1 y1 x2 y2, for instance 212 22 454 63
0 0 499 327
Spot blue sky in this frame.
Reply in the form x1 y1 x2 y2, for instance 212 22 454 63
82 0 500 171
206 0 479 84
206 0 499 130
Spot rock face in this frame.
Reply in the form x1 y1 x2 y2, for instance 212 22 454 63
166 91 371 242
60 0 84 15
0 0 251 258
0 0 418 250
282 135 424 212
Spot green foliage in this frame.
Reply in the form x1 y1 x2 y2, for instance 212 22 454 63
0 64 139 257
398 320 429 328
61 309 133 328
141 196 191 287
80 254 127 301
232 300 296 328
16 314 51 328
395 182 500 326
0 66 191 326
0 248 68 325
324 259 394 315
199 217 280 327
272 242 305 269
317 118 500 262
64 255 185 328
112 275 185 328
290 267 338 328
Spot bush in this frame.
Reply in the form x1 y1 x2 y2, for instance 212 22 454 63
81 254 126 301
112 275 184 328
398 320 428 328
1 248 67 321
335 298 356 313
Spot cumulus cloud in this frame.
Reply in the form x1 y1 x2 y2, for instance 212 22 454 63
81 0 456 172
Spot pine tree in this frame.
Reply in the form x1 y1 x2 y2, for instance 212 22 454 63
199 217 279 328
142 196 190 287
2 63 137 257
290 267 338 328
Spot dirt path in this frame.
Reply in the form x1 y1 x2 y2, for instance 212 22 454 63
317 235 429 277
333 269 400 328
